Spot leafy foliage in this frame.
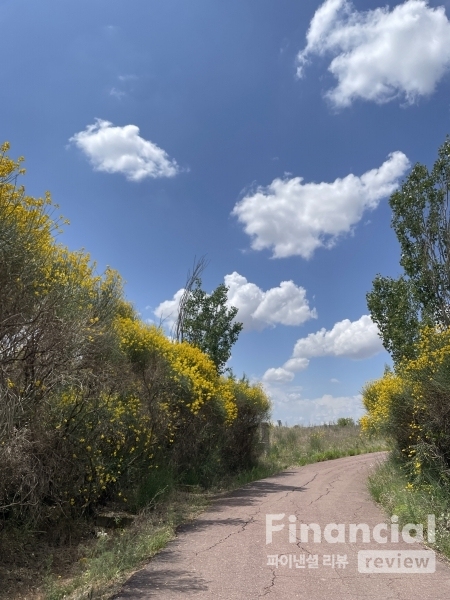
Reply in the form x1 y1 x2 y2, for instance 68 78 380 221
362 327 450 486
367 136 450 364
364 136 450 491
179 277 243 374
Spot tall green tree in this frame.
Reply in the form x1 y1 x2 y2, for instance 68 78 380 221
180 278 243 374
174 259 243 373
367 136 450 364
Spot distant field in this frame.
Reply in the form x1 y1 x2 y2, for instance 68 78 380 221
222 421 387 488
269 421 387 465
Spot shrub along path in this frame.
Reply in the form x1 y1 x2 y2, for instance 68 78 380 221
112 453 450 599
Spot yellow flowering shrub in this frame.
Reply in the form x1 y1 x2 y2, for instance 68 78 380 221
362 326 450 485
117 317 238 422
402 326 450 407
361 372 405 433
219 378 271 471
115 316 271 484
51 389 154 508
0 142 272 518
0 144 132 515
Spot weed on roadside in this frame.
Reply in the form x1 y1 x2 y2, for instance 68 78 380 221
368 454 450 559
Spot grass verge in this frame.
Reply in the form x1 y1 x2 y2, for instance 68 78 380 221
265 423 387 470
368 453 450 559
42 492 210 600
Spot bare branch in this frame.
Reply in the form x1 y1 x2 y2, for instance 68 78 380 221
173 255 208 342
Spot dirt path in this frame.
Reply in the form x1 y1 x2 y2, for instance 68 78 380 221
112 453 450 599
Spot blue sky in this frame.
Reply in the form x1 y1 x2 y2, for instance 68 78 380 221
3 0 450 423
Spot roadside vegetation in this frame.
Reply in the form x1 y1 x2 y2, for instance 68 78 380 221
2 420 384 600
363 135 450 561
252 420 386 478
0 142 386 600
368 456 450 558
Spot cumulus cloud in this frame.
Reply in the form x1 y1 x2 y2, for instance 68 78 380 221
224 272 316 330
282 357 312 372
297 0 450 107
69 119 180 181
263 315 384 381
262 368 296 384
232 152 409 259
291 314 383 360
154 272 316 332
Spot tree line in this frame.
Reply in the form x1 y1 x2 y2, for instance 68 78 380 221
364 135 450 487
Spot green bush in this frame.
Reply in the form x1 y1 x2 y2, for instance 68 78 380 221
363 327 450 487
337 417 355 427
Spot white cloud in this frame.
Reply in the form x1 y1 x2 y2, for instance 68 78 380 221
232 152 410 259
69 119 180 181
290 314 383 361
281 357 310 372
262 368 295 384
263 315 383 381
118 74 138 82
224 272 316 330
297 0 450 107
154 272 316 333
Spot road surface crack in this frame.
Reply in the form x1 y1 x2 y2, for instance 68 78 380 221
306 475 340 506
259 569 276 597
194 511 260 556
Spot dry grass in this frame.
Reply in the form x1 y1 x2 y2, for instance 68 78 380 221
266 422 387 469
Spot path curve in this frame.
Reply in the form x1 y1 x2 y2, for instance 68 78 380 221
113 453 450 599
